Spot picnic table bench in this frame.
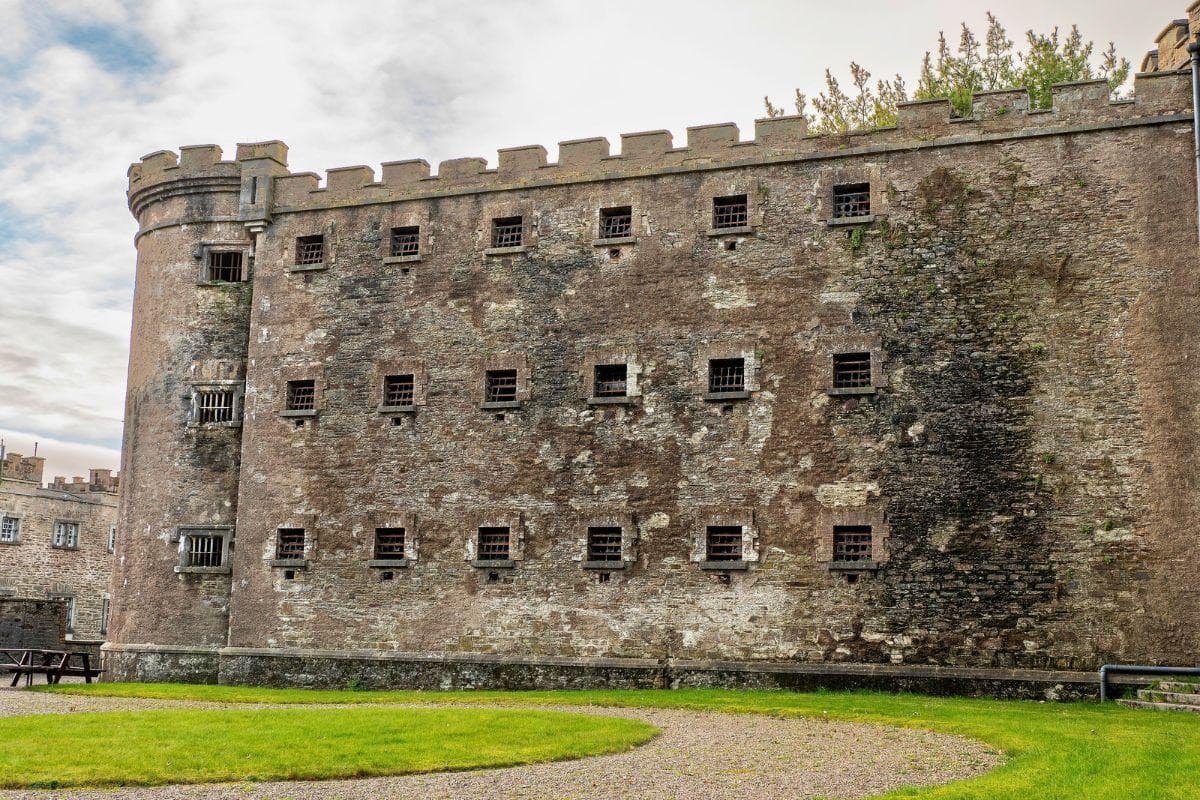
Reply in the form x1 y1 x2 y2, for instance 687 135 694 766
1 648 104 687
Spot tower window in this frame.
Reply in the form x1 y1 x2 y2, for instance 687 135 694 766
383 374 415 407
705 525 743 561
285 380 316 411
586 527 623 562
485 369 518 404
492 216 524 248
477 526 511 560
832 352 872 389
206 251 244 282
195 390 235 423
184 532 224 568
708 358 745 394
599 206 633 239
832 183 871 219
295 235 325 265
276 528 306 560
373 527 406 559
593 364 628 398
833 525 873 562
390 226 420 257
712 194 748 229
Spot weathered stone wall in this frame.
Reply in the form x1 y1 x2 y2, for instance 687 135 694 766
108 70 1200 690
0 599 66 650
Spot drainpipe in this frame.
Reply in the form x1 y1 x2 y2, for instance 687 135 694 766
1189 41 1200 243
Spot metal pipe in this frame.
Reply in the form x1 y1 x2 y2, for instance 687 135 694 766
1189 41 1200 243
1098 664 1200 702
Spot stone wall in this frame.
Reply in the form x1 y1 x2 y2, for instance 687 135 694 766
108 69 1200 692
0 599 66 650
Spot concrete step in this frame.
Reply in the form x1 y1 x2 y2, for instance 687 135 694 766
1155 681 1200 693
1118 699 1200 714
1137 689 1200 705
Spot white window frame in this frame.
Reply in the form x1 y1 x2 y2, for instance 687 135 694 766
188 381 245 427
175 526 233 573
107 526 116 553
52 521 80 549
0 514 21 544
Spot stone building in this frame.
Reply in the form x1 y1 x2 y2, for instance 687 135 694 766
106 50 1200 695
1141 1 1200 72
0 451 118 641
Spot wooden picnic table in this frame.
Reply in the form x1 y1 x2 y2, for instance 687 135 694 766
0 648 103 687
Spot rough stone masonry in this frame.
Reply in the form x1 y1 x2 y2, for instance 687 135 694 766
104 55 1200 696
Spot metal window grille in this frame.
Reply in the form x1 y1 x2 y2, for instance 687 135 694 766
374 527 406 558
485 369 518 404
383 374 415 407
53 522 79 549
833 525 873 561
477 526 511 560
390 226 420 257
196 390 235 423
492 216 524 248
587 527 623 562
832 183 871 219
599 206 633 239
185 533 224 567
207 251 244 282
832 352 872 389
0 517 18 543
705 525 743 561
593 364 627 397
708 358 745 393
286 380 316 411
276 528 306 560
712 194 748 229
296 235 325 265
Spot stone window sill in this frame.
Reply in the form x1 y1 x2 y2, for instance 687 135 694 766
270 558 309 569
706 225 755 237
378 405 417 414
471 559 515 569
51 545 80 552
592 236 637 247
826 386 877 397
827 560 880 571
288 263 327 273
587 396 637 406
383 254 422 265
187 420 243 429
826 214 876 227
698 560 751 571
582 560 626 571
368 558 410 568
0 540 21 546
481 400 522 411
280 409 318 418
704 390 750 402
195 279 247 287
484 245 528 256
175 566 232 575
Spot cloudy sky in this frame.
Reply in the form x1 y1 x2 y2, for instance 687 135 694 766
0 0 1177 480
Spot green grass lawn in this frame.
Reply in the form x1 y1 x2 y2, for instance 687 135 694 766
39 682 1200 798
0 704 657 789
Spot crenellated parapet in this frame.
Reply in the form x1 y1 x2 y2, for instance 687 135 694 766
126 71 1192 222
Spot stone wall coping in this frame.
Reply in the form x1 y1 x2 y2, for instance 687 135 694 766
101 642 221 655
218 646 664 669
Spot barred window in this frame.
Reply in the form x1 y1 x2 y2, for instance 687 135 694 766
485 369 518 404
276 528 306 560
374 527 406 559
708 358 745 394
832 183 871 219
0 516 19 543
833 525 873 562
206 251 244 282
712 194 748 229
196 390 235 423
477 526 511 560
286 380 316 411
383 374 415 407
184 532 224 568
705 525 743 561
492 216 524 248
390 226 420 257
599 206 633 239
295 235 325 265
586 526 623 562
832 352 872 389
52 521 79 549
593 364 627 398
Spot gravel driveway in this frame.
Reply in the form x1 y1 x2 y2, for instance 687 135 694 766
0 687 1000 800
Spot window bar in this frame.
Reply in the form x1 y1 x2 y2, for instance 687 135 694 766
832 353 872 389
276 528 306 560
599 207 633 239
832 183 871 219
833 525 873 561
492 217 524 248
586 527 623 562
374 528 406 559
384 375 415 407
708 358 746 393
593 364 627 397
477 527 511 560
485 370 518 404
705 526 743 561
390 226 420 257
712 195 749 229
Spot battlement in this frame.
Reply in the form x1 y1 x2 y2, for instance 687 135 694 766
127 71 1192 219
47 469 119 495
0 453 45 485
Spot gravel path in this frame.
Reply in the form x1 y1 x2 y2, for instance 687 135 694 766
0 688 1000 800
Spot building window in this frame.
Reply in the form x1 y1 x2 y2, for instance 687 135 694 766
832 183 871 219
492 216 524 248
705 525 743 561
374 527 406 559
276 528 306 560
196 389 236 423
107 526 116 553
100 595 111 636
206 251 244 282
833 525 873 562
285 380 316 412
49 595 76 635
52 522 79 549
0 516 19 543
599 206 633 239
183 531 225 568
832 352 872 389
295 234 325 265
485 369 518 404
712 194 748 229
708 357 745 394
477 526 511 560
390 226 420 257
586 526 623 563
593 364 628 398
383 374 415 408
